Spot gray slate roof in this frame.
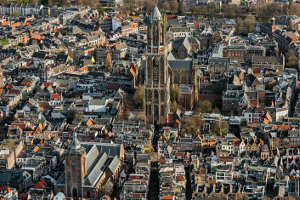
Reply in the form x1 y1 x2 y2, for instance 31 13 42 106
84 152 108 186
108 155 120 173
86 145 100 171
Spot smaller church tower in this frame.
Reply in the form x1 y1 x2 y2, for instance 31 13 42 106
65 132 87 198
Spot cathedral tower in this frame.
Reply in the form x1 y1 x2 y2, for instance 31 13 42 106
0 67 4 89
144 6 170 125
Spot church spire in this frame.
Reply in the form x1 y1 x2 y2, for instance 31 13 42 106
69 132 81 150
152 6 162 20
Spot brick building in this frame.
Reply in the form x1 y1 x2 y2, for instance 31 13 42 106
54 133 124 198
277 15 300 30
0 139 24 169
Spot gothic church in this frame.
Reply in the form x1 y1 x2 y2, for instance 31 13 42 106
144 7 198 126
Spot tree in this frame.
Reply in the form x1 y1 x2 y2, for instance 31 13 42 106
18 43 25 47
11 11 21 17
211 120 228 135
124 0 135 11
191 115 203 132
235 18 242 35
144 0 156 13
62 0 71 7
212 31 221 43
193 6 207 16
162 1 170 13
104 51 112 72
123 93 133 110
170 86 179 102
170 101 177 113
178 2 184 15
244 14 256 33
286 49 298 68
214 107 220 114
31 0 40 4
90 1 101 9
169 0 178 14
198 100 213 113
73 111 84 122
135 0 144 12
181 115 203 137
133 85 144 108
48 0 53 6
265 81 275 90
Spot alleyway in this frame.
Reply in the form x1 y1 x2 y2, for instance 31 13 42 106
149 152 159 200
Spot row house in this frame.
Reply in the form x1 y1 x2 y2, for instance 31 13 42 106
106 76 134 92
242 106 264 124
0 3 43 16
222 45 265 63
8 33 28 46
118 25 133 37
94 48 124 64
222 90 243 111
112 120 140 133
0 49 17 62
171 136 194 152
272 28 298 52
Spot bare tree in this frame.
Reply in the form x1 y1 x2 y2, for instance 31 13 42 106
48 0 53 7
144 0 156 13
124 0 135 11
162 1 170 13
169 0 178 14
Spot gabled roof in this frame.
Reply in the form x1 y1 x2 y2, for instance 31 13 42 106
84 152 108 186
108 156 120 173
32 179 48 189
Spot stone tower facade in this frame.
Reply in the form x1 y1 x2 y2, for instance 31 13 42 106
65 132 87 198
144 6 170 125
0 67 4 89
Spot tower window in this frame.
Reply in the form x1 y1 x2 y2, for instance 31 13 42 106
153 58 159 84
154 90 159 102
72 187 78 198
161 105 165 116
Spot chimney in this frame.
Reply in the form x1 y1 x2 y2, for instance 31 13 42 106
271 17 275 26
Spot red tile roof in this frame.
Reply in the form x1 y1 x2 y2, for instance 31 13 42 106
32 179 48 189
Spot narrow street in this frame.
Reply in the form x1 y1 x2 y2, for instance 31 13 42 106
290 75 300 117
185 166 192 200
149 152 159 200
289 85 299 117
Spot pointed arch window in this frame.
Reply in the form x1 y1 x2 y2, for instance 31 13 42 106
153 58 159 84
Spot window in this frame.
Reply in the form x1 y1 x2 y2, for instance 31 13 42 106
153 58 159 84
